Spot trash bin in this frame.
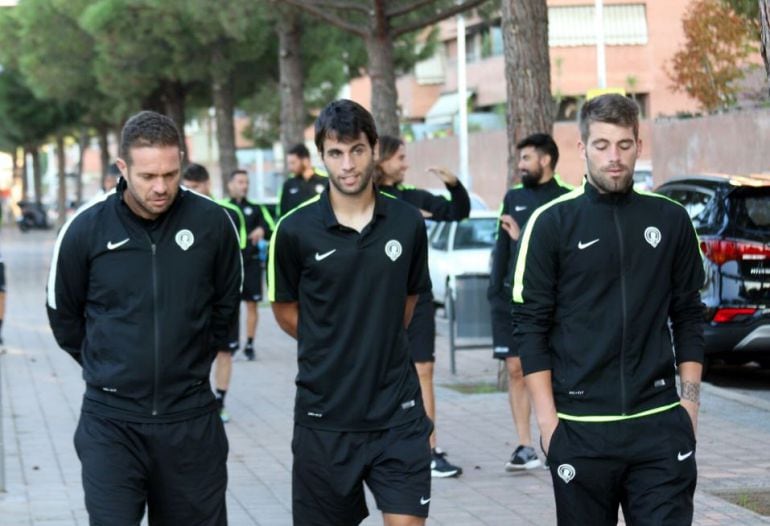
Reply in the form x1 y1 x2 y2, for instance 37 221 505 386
447 273 493 374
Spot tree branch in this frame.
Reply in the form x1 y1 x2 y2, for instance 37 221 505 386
392 0 491 38
281 0 368 37
386 0 439 20
301 0 371 14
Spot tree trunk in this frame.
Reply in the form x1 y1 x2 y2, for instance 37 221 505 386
56 134 68 227
31 146 42 205
21 148 29 203
364 29 400 136
501 0 553 187
761 0 770 95
278 8 306 159
97 124 110 186
212 46 239 197
162 80 188 163
76 127 89 205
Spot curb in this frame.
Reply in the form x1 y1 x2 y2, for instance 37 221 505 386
702 382 770 412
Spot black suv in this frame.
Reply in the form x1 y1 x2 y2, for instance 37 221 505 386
655 174 770 369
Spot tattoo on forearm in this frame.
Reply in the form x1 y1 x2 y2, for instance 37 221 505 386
681 381 700 404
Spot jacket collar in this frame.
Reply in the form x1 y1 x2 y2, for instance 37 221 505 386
320 183 388 230
583 176 634 205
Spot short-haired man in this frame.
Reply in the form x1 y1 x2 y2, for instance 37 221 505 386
513 94 704 524
227 169 273 360
183 163 246 423
47 111 241 524
279 143 327 217
270 99 433 526
487 133 571 471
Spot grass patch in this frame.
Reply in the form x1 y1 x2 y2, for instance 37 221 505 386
714 490 770 516
441 382 504 394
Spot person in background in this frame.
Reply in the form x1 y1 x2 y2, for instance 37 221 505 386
278 143 327 217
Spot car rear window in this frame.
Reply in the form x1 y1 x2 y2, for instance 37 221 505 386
731 188 770 231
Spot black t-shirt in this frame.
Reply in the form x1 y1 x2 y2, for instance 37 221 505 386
279 172 327 217
269 189 431 431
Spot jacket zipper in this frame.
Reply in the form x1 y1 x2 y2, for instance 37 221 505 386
150 241 160 416
613 208 628 415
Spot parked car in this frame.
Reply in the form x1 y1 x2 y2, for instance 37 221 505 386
428 210 498 305
655 173 770 370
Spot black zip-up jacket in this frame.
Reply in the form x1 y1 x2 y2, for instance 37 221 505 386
488 177 572 306
46 180 242 422
378 181 471 222
512 180 705 418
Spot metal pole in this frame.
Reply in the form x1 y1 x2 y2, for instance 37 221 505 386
595 0 607 89
456 14 470 190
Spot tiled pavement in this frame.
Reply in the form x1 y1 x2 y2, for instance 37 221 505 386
1 228 769 525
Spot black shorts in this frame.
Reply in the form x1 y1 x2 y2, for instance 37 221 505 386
74 409 228 526
546 405 696 525
292 416 433 525
407 292 435 363
241 260 262 302
0 261 5 293
490 295 517 359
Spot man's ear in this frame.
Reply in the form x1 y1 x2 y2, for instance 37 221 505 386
115 158 129 178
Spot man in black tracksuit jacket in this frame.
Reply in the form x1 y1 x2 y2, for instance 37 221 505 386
513 95 704 525
488 133 572 472
47 111 242 526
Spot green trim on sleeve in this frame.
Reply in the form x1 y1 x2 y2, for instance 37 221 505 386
216 199 247 249
512 184 585 303
260 204 276 231
267 195 321 302
558 401 681 422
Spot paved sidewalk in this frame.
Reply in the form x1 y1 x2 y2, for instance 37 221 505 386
1 228 769 525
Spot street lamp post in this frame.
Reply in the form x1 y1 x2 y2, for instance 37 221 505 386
595 0 607 89
456 13 470 190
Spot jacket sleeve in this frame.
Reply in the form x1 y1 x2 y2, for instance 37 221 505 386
210 209 243 351
403 182 471 222
488 198 511 303
46 218 89 365
511 209 560 375
669 208 706 364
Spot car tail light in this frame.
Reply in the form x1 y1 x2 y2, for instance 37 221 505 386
700 239 770 265
711 307 757 323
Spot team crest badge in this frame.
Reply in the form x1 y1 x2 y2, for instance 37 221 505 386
385 240 402 261
644 226 662 248
557 464 576 484
315 184 325 194
175 229 195 251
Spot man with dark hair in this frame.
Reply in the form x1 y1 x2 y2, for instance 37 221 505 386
278 143 327 217
47 110 241 525
488 132 571 472
513 94 703 524
227 168 273 360
270 99 433 525
183 163 246 423
376 134 470 478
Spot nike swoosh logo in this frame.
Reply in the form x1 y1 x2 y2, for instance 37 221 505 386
314 249 336 261
107 238 130 250
677 451 693 461
577 239 600 250
514 205 527 212
420 497 431 505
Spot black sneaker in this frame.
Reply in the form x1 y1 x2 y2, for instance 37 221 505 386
431 447 462 478
505 445 542 471
243 343 255 361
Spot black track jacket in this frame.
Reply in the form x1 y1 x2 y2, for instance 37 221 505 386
47 180 242 422
512 180 705 418
378 181 471 222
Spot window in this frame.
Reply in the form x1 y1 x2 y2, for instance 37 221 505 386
658 187 716 229
452 218 497 250
549 4 648 47
431 223 450 251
